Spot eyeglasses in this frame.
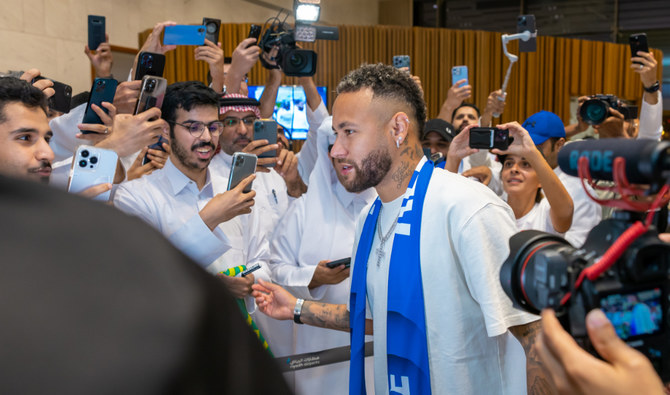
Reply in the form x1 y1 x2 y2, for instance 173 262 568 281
169 120 224 138
222 116 257 128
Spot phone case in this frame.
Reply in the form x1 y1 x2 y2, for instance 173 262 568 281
88 15 106 51
629 33 649 64
202 18 221 44
163 25 207 46
469 128 510 150
248 24 262 40
82 78 118 131
392 55 410 69
451 66 468 88
68 146 118 201
142 136 168 166
227 153 257 192
326 257 351 269
134 76 167 115
253 120 278 163
134 52 166 80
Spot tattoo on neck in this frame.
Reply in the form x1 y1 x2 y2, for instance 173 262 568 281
392 161 412 189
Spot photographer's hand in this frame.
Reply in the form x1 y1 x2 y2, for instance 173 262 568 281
226 38 260 94
308 261 350 289
437 80 472 123
85 34 113 78
537 309 664 395
131 21 177 78
593 107 626 139
242 139 279 173
195 39 225 93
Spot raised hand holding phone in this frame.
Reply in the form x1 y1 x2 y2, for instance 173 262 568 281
200 174 256 231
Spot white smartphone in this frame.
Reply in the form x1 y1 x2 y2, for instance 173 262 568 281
451 65 468 88
68 146 118 201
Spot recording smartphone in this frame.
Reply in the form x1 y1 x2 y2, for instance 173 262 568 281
33 76 72 114
253 120 278 167
163 25 206 46
87 15 106 51
629 33 649 64
202 17 221 44
134 52 166 80
81 78 118 133
248 24 262 43
517 14 537 53
469 127 511 150
451 65 468 88
68 146 118 202
392 55 410 70
142 136 168 166
326 257 351 269
227 152 257 193
241 263 261 277
134 75 167 115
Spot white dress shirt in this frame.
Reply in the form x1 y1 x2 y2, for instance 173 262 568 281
297 100 329 184
556 167 602 246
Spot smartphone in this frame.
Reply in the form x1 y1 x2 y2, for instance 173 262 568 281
469 127 511 150
451 66 468 88
326 257 351 269
134 75 167 115
517 14 536 53
241 263 261 277
81 78 118 133
202 17 221 44
142 136 168 166
87 15 106 51
629 33 649 64
227 152 257 193
68 146 118 202
163 25 206 46
392 55 410 70
253 120 278 166
134 52 166 80
248 24 262 44
33 76 72 114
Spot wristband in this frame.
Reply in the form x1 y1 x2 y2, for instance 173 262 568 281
644 81 660 93
293 298 305 324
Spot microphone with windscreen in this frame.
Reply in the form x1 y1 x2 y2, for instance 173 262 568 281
558 138 670 184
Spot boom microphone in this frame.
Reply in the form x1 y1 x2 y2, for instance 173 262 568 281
557 138 670 184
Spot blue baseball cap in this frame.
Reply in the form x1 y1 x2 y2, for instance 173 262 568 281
522 111 566 145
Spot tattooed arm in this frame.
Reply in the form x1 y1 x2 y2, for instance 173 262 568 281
252 279 373 334
509 320 557 395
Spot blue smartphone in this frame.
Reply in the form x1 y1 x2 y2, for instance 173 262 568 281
163 25 206 46
81 78 118 133
393 55 410 70
451 65 468 88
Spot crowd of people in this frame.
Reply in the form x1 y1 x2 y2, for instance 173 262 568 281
1 19 668 395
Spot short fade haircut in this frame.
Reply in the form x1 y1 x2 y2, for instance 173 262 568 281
336 63 427 134
452 103 481 120
161 81 219 127
0 77 48 124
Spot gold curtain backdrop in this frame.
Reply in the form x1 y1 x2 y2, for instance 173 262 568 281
140 24 662 125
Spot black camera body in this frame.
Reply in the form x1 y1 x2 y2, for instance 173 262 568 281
501 211 670 380
259 28 317 77
580 94 639 125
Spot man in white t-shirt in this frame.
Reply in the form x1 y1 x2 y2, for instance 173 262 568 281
253 63 554 395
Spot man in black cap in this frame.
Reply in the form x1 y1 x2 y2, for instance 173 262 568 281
421 118 455 168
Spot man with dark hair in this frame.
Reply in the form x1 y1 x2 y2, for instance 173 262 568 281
254 63 552 395
420 118 454 167
114 81 259 274
451 102 480 133
0 77 53 183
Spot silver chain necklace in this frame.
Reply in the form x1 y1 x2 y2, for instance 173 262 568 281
375 205 400 267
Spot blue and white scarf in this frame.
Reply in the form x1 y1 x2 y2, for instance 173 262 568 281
349 159 433 395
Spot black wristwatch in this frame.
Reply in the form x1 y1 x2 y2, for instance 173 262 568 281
644 81 660 93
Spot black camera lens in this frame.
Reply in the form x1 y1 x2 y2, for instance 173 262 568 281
96 80 103 86
146 79 156 92
289 52 307 68
79 160 87 167
235 157 244 166
500 230 574 314
90 156 98 164
81 150 89 158
580 99 609 125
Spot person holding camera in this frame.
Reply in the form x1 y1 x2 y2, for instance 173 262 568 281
492 113 574 235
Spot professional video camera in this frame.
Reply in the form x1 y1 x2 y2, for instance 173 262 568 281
580 94 638 125
500 138 670 381
257 1 338 77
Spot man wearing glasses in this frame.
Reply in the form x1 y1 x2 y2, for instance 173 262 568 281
114 82 270 302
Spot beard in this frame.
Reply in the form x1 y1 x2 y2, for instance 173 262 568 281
335 147 392 193
171 138 216 170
